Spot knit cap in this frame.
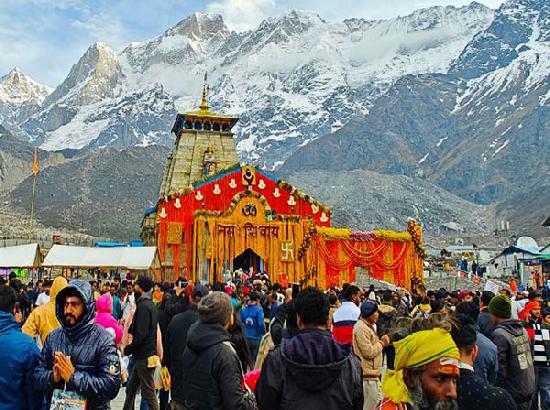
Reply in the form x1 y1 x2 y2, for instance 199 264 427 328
198 291 233 325
488 295 511 319
360 301 378 318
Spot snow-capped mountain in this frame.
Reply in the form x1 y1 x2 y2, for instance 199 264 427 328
0 67 52 130
7 3 493 166
282 0 550 207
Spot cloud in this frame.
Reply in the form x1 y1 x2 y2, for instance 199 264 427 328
206 0 277 31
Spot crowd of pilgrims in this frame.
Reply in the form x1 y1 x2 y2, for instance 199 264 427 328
0 270 549 410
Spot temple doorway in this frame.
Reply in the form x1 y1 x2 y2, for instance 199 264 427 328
233 248 263 273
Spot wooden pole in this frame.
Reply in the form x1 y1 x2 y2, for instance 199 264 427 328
28 173 37 241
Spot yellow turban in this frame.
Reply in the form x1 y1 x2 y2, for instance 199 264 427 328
381 327 459 404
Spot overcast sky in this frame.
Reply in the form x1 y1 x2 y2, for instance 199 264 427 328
0 0 504 87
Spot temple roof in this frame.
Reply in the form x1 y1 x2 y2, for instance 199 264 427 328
171 73 239 135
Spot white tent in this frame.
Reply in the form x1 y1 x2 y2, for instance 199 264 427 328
43 245 160 271
0 243 41 268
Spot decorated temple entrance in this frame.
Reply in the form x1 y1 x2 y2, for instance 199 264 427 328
233 248 263 273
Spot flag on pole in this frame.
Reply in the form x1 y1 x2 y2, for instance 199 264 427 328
32 147 38 176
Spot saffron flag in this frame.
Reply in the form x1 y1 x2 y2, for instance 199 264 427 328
32 147 38 176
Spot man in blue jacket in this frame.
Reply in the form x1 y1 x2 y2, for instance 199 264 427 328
241 291 266 362
33 280 121 409
0 285 41 410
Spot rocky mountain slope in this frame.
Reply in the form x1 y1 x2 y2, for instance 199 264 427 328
9 145 169 240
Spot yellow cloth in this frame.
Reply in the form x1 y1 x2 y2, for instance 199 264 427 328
22 276 68 344
381 327 459 404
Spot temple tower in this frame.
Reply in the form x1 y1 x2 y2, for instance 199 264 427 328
159 74 239 196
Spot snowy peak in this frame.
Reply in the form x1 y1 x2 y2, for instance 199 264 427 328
0 67 52 105
451 0 549 79
167 12 229 40
43 42 123 107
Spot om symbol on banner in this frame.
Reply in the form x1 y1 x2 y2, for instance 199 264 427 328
242 203 257 217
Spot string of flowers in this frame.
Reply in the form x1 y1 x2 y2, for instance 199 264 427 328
407 218 427 259
298 220 317 260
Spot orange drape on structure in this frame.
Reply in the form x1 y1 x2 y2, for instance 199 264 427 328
312 236 422 289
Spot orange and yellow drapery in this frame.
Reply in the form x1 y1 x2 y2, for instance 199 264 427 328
304 220 425 290
191 195 310 284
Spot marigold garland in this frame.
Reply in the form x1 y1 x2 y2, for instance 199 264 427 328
317 226 412 243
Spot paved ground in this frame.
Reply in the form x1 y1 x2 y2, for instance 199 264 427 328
111 389 126 410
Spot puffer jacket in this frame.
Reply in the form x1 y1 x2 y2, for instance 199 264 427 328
22 276 68 344
96 293 123 346
492 319 535 404
32 280 121 410
0 312 42 410
353 318 383 379
256 328 363 410
178 321 256 410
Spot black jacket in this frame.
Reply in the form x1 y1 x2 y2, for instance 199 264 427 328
493 319 535 403
32 280 121 410
477 310 495 339
125 293 158 360
457 367 516 410
255 328 363 410
179 321 256 410
270 301 299 346
167 305 199 405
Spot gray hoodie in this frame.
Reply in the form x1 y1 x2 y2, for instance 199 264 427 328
492 319 535 404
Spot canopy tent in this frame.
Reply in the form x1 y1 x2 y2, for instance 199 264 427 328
43 245 161 271
0 243 41 269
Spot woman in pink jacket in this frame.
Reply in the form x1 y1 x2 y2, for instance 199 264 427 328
96 292 123 345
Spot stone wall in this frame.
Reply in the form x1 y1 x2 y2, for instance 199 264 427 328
161 129 239 194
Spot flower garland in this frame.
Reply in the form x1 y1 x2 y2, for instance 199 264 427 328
298 220 317 260
349 230 376 241
407 218 427 259
317 226 412 243
317 226 351 239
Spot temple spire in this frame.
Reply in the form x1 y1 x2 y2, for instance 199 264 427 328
200 72 209 112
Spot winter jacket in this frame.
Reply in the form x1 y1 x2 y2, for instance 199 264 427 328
332 301 361 345
124 292 158 360
477 309 495 339
473 330 498 384
178 321 256 410
32 280 121 410
0 312 42 410
110 294 122 320
377 303 397 338
95 293 123 345
22 276 67 344
256 328 363 410
457 366 517 410
241 302 266 340
523 318 550 366
353 318 384 379
492 319 535 404
167 305 199 405
270 301 299 346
